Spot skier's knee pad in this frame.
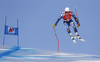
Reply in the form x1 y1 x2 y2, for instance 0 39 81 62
73 26 78 32
67 28 71 34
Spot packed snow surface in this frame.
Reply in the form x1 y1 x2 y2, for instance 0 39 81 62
0 45 100 62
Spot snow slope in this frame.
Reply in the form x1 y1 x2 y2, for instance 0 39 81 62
0 45 100 62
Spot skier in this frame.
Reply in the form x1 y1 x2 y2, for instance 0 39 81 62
52 7 83 44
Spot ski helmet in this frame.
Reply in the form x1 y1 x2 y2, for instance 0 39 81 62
65 7 70 12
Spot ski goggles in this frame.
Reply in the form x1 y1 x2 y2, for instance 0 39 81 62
65 11 71 13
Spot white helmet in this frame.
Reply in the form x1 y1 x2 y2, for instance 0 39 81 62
65 7 70 12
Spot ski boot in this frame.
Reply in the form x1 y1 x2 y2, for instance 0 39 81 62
69 33 76 44
75 32 86 42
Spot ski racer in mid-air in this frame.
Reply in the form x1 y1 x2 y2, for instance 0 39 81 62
52 7 85 44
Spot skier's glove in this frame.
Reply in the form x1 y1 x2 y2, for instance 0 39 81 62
52 24 56 28
77 23 80 28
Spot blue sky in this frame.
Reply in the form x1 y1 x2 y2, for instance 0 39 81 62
0 0 100 55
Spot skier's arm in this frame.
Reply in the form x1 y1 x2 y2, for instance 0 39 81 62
72 12 79 24
55 14 63 25
52 14 63 28
72 12 80 27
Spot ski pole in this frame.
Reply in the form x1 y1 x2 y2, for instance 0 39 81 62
53 27 59 53
75 7 78 18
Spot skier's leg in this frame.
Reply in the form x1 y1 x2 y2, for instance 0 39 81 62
70 22 86 42
64 23 76 44
71 22 81 39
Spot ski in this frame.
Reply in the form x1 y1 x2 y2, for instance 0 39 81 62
74 37 86 42
72 39 77 44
